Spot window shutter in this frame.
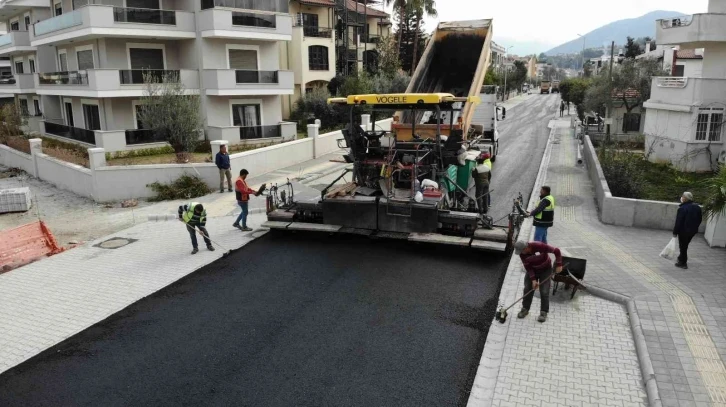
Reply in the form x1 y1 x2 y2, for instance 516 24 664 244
77 50 94 70
228 49 257 70
129 48 165 70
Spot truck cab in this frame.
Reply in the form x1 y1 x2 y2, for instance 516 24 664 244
540 81 551 94
470 85 505 161
551 80 560 93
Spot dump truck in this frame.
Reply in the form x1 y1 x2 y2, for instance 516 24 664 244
540 80 551 94
551 80 560 93
263 20 525 252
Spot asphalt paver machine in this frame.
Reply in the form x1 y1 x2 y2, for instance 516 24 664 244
263 93 526 252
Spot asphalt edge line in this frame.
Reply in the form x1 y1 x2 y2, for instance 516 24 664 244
466 106 558 407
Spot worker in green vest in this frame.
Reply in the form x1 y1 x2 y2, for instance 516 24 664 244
178 202 214 255
529 186 555 244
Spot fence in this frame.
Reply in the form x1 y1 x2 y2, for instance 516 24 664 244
44 121 96 145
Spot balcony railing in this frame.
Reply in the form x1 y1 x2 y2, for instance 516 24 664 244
45 121 96 145
363 34 380 44
240 125 280 140
235 70 278 84
125 129 167 145
0 34 12 47
659 16 693 28
231 11 276 28
0 76 16 84
38 71 89 85
113 7 176 25
119 69 180 84
200 0 288 13
656 77 689 88
302 26 332 38
309 62 330 71
34 9 83 36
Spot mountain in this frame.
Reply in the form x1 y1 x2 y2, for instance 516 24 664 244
545 10 685 55
492 37 557 57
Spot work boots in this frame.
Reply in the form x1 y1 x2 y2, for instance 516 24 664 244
191 248 199 255
207 245 215 251
517 309 529 319
538 312 548 323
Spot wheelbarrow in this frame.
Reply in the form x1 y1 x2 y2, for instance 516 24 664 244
552 256 586 299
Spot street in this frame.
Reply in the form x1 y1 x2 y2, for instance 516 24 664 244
0 95 559 407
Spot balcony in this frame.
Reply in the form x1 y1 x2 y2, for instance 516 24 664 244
0 31 35 56
240 125 280 140
124 129 167 145
302 26 333 39
645 77 726 111
43 121 96 145
207 122 296 144
656 13 726 46
203 69 293 96
35 69 199 97
31 5 196 46
0 74 35 93
197 8 292 41
200 0 288 13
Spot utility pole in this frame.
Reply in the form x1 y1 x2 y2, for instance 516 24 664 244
607 40 615 139
503 45 514 100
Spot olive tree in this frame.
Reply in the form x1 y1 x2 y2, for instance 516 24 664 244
138 72 202 161
0 103 27 143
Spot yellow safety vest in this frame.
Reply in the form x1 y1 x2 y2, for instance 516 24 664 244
182 202 206 224
534 195 555 227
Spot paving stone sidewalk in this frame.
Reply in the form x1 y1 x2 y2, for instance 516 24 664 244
470 114 726 407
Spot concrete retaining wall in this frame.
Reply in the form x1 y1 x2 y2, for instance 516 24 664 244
583 135 706 233
0 145 35 175
35 153 94 199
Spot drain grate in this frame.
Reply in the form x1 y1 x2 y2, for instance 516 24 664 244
94 237 137 250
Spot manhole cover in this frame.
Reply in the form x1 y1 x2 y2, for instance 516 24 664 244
94 237 137 249
557 195 584 207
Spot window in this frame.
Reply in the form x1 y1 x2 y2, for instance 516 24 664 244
18 99 29 116
82 104 101 131
14 61 23 74
76 49 94 70
54 2 62 16
674 65 685 77
696 108 723 142
129 47 165 69
33 99 41 117
29 58 35 73
10 20 19 31
308 46 329 71
228 48 257 70
64 102 74 127
231 104 260 127
24 15 31 30
622 113 641 133
58 51 68 71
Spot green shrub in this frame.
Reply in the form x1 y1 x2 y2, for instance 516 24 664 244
107 145 176 161
598 148 644 199
40 137 89 158
147 174 212 201
291 87 347 132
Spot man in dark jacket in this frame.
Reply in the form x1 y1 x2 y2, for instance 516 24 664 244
513 240 563 323
673 191 703 269
215 144 232 193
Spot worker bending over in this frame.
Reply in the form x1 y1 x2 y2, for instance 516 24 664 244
179 202 214 255
513 240 563 323
472 155 492 214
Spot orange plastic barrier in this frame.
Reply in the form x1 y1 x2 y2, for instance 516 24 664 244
0 221 64 272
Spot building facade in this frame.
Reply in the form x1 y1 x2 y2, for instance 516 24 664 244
0 0 295 150
643 0 726 172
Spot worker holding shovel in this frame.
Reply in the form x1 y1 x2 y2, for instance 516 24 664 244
513 240 563 323
179 202 214 255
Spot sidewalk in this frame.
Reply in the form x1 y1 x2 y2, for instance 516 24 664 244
469 114 726 407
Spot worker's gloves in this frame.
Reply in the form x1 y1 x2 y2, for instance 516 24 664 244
555 265 563 274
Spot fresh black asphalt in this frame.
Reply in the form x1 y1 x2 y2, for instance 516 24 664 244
0 232 508 407
0 94 558 407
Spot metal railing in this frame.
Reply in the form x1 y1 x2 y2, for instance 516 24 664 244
363 34 380 44
119 69 180 84
235 70 278 84
231 11 275 28
240 125 280 140
656 77 689 88
38 71 89 85
201 0 288 13
125 129 167 145
659 16 694 28
303 26 332 38
113 7 177 25
0 34 13 47
34 9 83 36
44 121 96 144
308 62 330 71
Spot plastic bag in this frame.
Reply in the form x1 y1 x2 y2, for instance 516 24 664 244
659 237 677 260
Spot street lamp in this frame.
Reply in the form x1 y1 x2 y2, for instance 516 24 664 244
503 45 514 100
577 33 586 74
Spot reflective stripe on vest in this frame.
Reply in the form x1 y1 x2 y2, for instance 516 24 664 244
534 195 555 226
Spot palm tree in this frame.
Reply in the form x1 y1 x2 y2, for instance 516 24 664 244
409 0 436 73
385 0 407 57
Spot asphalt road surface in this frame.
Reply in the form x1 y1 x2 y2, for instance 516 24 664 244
488 94 560 223
0 233 508 407
0 95 559 407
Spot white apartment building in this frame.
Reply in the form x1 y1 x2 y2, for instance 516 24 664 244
490 41 505 72
0 0 295 150
643 0 726 172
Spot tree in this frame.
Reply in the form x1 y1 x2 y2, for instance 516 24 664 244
139 72 202 162
385 0 407 57
393 5 426 73
584 58 667 116
409 0 437 73
483 67 500 86
377 35 402 78
559 78 591 120
624 36 641 59
0 103 27 143
538 52 547 61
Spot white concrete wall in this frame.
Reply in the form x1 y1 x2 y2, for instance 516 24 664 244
204 95 282 127
201 38 280 70
676 59 703 77
702 43 726 78
0 144 34 174
94 164 218 201
35 153 95 199
102 38 183 69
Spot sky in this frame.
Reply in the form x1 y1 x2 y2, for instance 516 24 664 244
381 0 709 55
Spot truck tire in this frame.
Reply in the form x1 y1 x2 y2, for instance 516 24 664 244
491 141 499 162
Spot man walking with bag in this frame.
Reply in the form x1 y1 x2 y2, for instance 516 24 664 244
673 191 702 269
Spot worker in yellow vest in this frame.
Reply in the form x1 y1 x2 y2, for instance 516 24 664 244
178 202 214 255
529 186 555 244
